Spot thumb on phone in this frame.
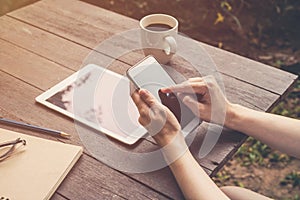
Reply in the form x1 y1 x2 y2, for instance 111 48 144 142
139 89 157 107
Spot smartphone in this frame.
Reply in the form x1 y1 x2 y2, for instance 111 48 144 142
126 55 200 136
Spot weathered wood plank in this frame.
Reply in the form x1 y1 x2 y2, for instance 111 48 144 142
7 0 297 96
46 0 138 31
193 123 247 175
0 40 72 91
201 42 298 95
0 16 138 78
7 0 113 49
6 0 142 64
0 16 89 70
58 154 170 200
51 193 68 200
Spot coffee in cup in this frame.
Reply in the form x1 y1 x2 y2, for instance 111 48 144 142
140 14 178 64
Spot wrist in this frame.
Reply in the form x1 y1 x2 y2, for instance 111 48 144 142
153 130 182 147
160 132 189 164
225 103 244 130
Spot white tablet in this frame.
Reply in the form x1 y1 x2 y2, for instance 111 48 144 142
36 64 147 145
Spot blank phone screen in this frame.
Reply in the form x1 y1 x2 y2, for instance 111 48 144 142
130 59 196 128
132 62 176 101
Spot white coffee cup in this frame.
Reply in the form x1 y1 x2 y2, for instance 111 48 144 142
140 14 178 64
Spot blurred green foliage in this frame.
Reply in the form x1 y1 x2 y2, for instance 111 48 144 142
272 80 300 119
236 137 291 167
280 171 300 187
293 195 300 200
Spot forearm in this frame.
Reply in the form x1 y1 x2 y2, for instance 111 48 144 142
169 150 230 200
226 104 300 158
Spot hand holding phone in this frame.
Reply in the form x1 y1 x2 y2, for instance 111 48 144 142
127 56 200 136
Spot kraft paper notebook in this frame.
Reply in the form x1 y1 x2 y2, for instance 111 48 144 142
0 128 83 200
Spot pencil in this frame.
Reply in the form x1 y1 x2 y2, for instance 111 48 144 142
0 118 70 138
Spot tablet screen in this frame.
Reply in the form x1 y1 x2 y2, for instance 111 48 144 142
36 65 147 144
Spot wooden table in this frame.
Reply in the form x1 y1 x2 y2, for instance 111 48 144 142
0 0 297 199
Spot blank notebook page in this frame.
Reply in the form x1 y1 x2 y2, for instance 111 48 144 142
0 128 83 200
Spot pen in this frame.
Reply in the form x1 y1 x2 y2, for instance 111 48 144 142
0 118 70 139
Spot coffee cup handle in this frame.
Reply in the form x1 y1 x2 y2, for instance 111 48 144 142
164 36 177 55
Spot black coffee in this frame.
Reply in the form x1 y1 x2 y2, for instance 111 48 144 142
145 23 173 31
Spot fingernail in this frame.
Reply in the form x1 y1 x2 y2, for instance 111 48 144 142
160 88 169 93
183 96 191 103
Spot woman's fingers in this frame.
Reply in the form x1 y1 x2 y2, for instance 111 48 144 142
139 89 158 107
131 90 147 111
187 77 204 83
181 95 203 117
131 90 151 125
161 81 207 95
132 89 166 126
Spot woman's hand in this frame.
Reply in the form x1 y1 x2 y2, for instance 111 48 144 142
131 89 182 147
161 76 232 126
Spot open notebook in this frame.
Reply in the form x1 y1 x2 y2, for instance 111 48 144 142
0 128 83 200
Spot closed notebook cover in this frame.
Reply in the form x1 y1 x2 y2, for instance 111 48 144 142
0 128 83 200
